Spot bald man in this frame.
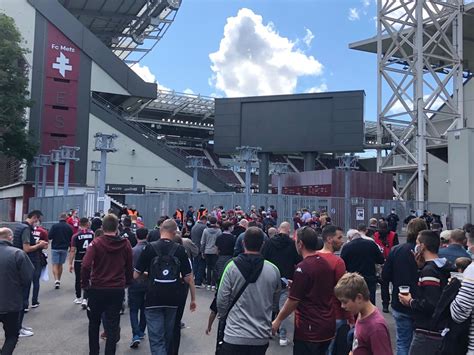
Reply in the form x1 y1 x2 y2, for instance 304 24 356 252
0 227 34 353
261 222 302 346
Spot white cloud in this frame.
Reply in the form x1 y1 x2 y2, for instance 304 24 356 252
303 28 314 47
183 88 195 95
348 8 360 21
130 63 156 83
306 83 328 93
209 8 323 97
362 0 371 7
129 63 171 91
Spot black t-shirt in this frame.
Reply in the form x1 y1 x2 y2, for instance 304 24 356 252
215 232 235 256
71 229 94 262
135 239 192 308
121 228 137 247
340 238 384 281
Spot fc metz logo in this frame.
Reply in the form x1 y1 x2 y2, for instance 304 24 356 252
52 52 72 78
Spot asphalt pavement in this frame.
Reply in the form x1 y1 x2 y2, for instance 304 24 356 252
1 250 396 355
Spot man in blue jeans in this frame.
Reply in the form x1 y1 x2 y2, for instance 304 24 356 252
382 218 427 355
135 219 197 355
128 228 149 349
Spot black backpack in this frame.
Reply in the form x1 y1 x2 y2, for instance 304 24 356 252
431 278 471 355
148 241 181 287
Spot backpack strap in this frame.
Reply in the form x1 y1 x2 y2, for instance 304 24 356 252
168 242 179 257
150 241 163 258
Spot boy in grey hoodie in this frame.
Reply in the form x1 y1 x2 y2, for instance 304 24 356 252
201 217 222 290
217 227 281 354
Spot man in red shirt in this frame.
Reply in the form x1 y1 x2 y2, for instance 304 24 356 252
272 226 335 354
67 209 80 235
335 273 392 355
317 225 352 354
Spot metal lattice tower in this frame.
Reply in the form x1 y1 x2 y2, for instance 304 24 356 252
377 0 464 201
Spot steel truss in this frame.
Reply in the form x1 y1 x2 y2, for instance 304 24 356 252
377 0 464 200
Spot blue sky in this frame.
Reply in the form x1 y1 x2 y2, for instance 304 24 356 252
134 0 380 121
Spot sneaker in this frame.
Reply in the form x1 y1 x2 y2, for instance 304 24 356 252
195 284 203 289
22 326 33 331
24 308 29 313
100 332 107 340
206 285 211 291
55 280 60 289
31 302 40 308
211 285 216 291
138 332 146 340
81 299 88 309
19 328 34 337
73 298 82 304
279 338 289 346
382 305 389 313
130 336 140 349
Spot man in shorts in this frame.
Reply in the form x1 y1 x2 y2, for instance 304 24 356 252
49 213 74 289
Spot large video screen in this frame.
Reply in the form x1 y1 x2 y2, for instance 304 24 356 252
214 91 364 154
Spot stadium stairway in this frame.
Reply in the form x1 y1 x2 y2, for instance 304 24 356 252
90 93 233 192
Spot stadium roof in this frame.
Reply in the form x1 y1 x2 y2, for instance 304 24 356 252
59 0 181 63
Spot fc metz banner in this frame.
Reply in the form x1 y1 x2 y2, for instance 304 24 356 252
41 22 81 182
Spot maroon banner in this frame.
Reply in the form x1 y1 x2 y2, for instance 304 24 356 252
41 22 80 182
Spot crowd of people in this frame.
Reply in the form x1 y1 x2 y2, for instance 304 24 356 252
1 204 474 355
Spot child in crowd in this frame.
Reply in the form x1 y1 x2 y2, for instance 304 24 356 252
335 273 393 355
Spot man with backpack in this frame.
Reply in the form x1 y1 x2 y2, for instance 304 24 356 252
134 219 197 355
398 230 453 354
217 227 281 354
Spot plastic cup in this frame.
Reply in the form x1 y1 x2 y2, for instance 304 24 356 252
399 286 410 295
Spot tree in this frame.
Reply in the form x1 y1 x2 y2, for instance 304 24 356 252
0 13 37 162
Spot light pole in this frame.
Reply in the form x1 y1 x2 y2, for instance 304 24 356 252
186 156 207 193
270 163 290 195
91 161 101 214
50 150 63 196
39 154 51 197
60 146 80 196
337 155 359 233
32 156 42 197
236 146 261 213
94 133 118 213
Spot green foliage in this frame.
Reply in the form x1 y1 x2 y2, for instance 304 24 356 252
0 13 37 162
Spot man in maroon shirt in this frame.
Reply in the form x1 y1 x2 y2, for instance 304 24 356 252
81 214 133 355
335 273 392 355
317 225 353 354
272 226 335 354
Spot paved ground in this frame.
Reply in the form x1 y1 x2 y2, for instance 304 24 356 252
1 250 397 355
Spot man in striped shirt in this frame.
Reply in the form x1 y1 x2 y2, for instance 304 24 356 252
398 230 452 355
450 231 474 353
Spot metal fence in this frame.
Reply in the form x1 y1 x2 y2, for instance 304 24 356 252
29 193 108 229
0 199 10 222
25 192 471 232
125 192 471 232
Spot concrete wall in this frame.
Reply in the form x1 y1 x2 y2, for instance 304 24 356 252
86 114 215 192
427 153 449 203
448 128 474 221
90 62 131 96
